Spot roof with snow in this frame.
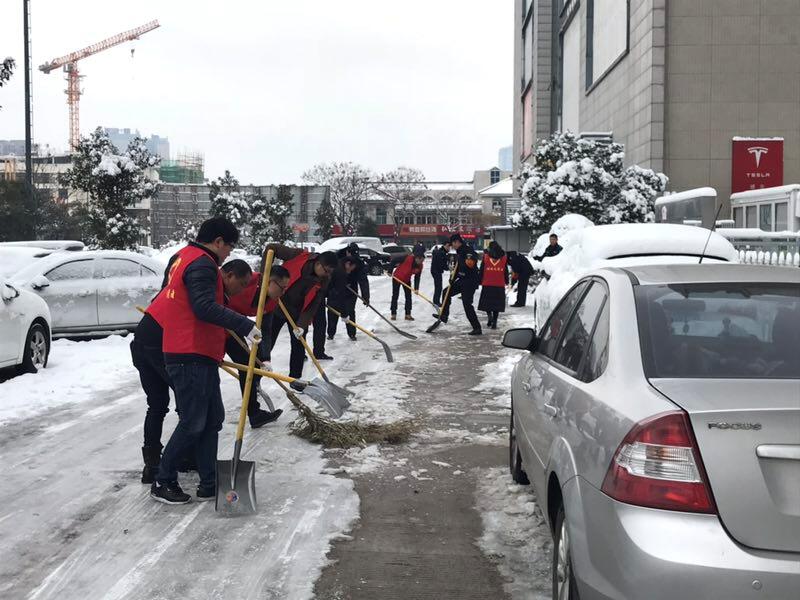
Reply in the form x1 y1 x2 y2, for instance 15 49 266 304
477 177 514 197
730 184 800 203
655 187 716 205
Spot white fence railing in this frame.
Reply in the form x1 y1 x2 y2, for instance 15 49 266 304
737 249 800 267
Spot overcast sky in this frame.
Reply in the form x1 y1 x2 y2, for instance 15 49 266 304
0 1 512 184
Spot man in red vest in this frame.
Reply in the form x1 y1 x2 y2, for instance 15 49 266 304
147 217 259 505
132 256 255 485
260 243 338 383
390 250 425 320
478 241 509 329
224 262 291 427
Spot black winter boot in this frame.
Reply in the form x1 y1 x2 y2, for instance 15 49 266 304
141 446 162 484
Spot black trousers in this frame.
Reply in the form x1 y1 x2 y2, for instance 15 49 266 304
515 275 530 306
312 300 327 355
431 272 444 305
391 280 413 315
130 338 172 449
441 280 481 331
224 336 265 416
328 298 357 338
269 314 307 379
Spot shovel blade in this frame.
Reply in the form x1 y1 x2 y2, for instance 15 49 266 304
379 340 394 363
215 459 257 515
426 319 443 333
303 379 350 418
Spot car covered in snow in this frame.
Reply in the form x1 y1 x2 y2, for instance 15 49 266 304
530 223 740 328
0 279 51 373
9 250 164 337
504 263 800 600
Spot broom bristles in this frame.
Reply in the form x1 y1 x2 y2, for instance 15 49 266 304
289 409 419 448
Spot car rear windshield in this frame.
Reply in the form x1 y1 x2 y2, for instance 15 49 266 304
636 282 800 379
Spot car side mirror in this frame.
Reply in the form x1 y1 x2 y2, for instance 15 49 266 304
31 275 50 290
502 328 539 351
2 283 20 300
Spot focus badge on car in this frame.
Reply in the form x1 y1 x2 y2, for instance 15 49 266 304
707 422 763 431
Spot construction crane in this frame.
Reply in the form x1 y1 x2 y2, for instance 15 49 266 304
39 20 160 151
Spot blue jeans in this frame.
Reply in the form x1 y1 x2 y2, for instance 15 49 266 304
157 363 224 489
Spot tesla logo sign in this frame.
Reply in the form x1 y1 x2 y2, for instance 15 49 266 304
748 146 768 168
732 138 783 193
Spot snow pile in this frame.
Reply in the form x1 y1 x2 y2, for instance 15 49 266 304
530 213 593 259
1 280 15 300
531 223 740 328
476 467 552 600
0 335 134 425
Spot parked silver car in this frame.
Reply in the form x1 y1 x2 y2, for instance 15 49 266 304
503 264 800 599
9 250 164 337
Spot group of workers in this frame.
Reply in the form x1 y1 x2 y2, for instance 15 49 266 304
131 216 553 505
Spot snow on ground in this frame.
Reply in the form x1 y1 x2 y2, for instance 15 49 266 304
0 335 134 425
476 467 552 600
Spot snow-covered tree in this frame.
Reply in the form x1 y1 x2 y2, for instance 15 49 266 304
302 162 372 235
166 218 200 246
513 132 667 233
60 128 160 250
372 167 426 242
0 57 14 110
208 170 251 229
248 186 294 253
314 195 336 240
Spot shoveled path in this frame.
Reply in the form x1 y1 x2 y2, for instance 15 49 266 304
315 319 513 599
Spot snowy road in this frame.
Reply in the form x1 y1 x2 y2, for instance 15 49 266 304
0 271 551 599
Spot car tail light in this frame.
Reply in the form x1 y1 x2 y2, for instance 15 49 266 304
601 411 716 514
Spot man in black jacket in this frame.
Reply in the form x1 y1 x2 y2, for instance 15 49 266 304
507 251 534 307
326 256 360 340
435 234 482 335
147 217 258 505
332 243 370 340
533 234 563 261
430 241 451 306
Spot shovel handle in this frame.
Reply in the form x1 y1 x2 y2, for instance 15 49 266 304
277 299 330 383
389 275 436 307
435 266 458 319
326 305 376 341
236 250 274 445
221 360 304 385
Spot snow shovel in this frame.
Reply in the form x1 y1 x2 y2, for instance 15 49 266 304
278 300 353 400
327 305 394 363
347 286 417 340
389 275 437 308
221 360 348 419
426 266 458 333
216 249 274 515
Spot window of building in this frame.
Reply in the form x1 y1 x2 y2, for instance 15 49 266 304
586 0 630 90
521 88 534 159
746 205 757 228
775 202 788 232
560 17 581 132
403 214 414 225
759 204 772 231
376 207 387 225
733 207 744 228
523 17 533 88
490 168 501 184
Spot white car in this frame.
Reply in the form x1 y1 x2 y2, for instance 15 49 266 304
316 236 384 254
9 250 165 337
531 223 740 329
0 280 51 373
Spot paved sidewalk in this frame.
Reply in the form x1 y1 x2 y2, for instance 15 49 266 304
315 325 514 599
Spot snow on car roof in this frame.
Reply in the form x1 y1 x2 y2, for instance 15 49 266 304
621 263 800 286
0 247 55 279
10 249 164 283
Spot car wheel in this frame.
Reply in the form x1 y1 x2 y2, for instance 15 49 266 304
552 505 579 600
370 264 383 276
20 322 49 374
509 405 529 484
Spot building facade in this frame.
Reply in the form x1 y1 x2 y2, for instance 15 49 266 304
104 127 170 159
514 0 800 209
147 183 329 247
357 168 512 246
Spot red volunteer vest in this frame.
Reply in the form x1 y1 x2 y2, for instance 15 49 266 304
147 245 227 361
394 255 422 284
283 252 321 313
481 255 507 288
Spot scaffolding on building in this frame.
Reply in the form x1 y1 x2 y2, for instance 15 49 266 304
158 151 205 184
